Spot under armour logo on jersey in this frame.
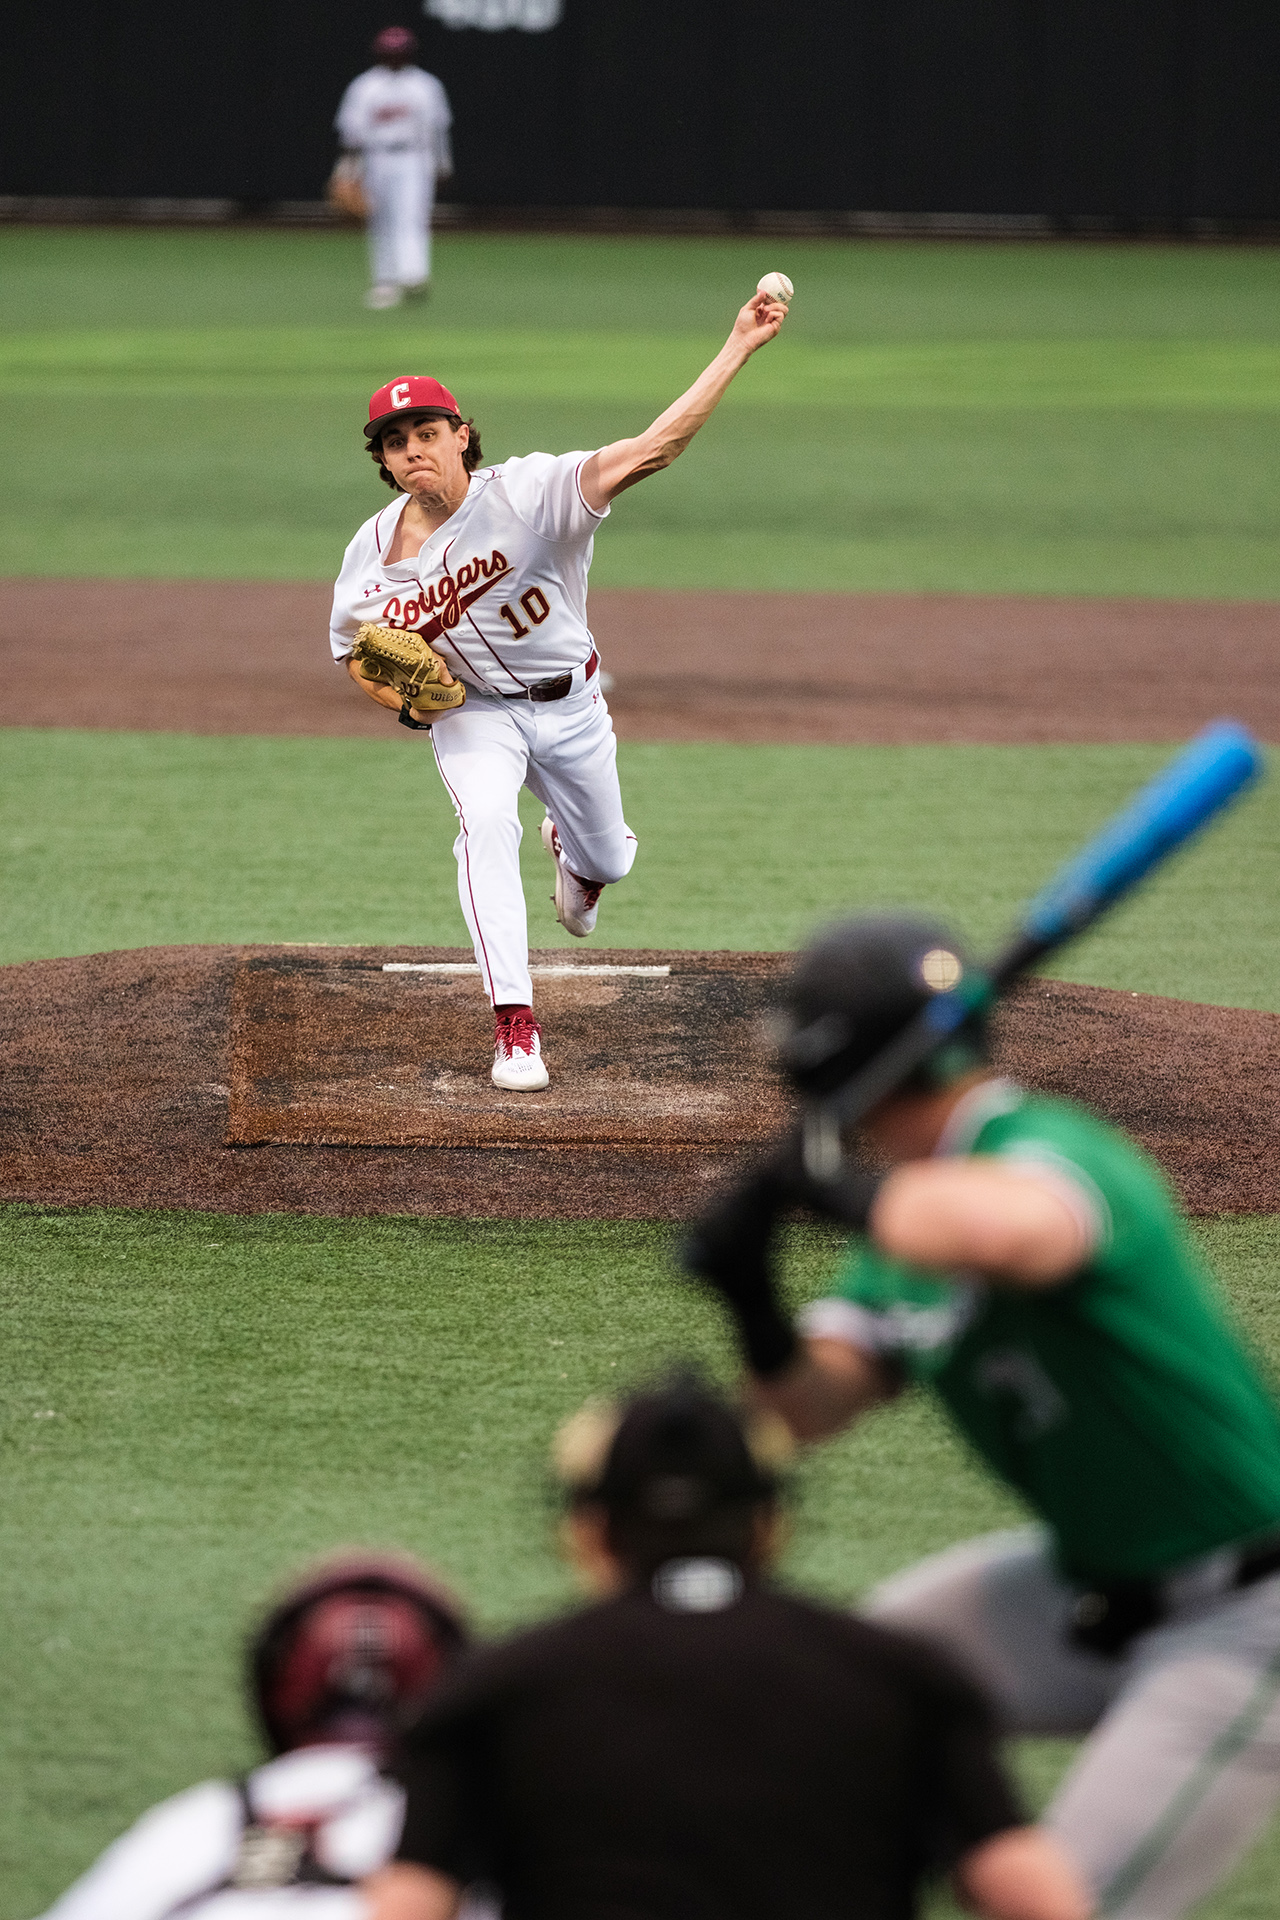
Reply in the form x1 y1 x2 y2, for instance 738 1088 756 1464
425 0 562 28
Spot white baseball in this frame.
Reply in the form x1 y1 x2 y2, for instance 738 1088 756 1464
756 271 794 304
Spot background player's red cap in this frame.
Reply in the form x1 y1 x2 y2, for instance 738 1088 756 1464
365 375 462 439
373 25 417 58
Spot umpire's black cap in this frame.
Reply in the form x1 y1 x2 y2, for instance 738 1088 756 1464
777 912 987 1100
556 1375 790 1521
601 1380 777 1521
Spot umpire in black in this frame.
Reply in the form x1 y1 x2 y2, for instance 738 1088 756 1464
367 1375 1088 1920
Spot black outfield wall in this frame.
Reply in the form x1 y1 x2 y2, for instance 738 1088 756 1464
4 0 1278 222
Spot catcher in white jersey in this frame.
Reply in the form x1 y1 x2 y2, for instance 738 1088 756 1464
36 1553 497 1920
335 27 452 311
330 284 789 1091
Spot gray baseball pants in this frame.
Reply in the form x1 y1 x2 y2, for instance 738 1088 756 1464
865 1527 1280 1919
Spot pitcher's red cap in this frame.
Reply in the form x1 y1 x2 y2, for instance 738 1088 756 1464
365 375 461 438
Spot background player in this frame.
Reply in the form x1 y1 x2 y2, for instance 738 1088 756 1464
366 1375 1088 1920
335 28 452 311
331 283 790 1092
687 912 1280 1920
37 1552 497 1920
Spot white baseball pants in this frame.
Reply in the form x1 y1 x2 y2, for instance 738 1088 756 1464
428 680 637 1007
364 150 435 288
865 1527 1280 1919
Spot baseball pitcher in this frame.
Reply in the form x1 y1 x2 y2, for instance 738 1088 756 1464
330 281 790 1092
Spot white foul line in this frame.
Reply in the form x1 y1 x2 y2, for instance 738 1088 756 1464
383 962 671 977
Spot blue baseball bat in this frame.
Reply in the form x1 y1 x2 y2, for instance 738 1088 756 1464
827 720 1264 1127
1017 719 1262 951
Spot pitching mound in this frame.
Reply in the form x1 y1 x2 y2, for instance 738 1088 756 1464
228 953 785 1150
0 944 1275 1219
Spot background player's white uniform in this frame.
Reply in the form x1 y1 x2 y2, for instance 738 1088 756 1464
36 1746 497 1920
330 451 637 1008
335 65 452 296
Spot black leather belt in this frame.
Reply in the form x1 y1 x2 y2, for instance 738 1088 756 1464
1069 1533 1280 1658
502 649 598 704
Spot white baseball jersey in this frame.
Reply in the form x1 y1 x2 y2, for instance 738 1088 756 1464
335 66 452 169
38 1745 498 1920
329 452 610 696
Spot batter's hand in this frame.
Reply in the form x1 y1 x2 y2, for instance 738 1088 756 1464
731 291 788 355
680 1127 879 1380
680 1166 799 1380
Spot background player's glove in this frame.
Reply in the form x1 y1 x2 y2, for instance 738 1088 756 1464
351 623 466 721
326 155 368 220
680 1127 881 1378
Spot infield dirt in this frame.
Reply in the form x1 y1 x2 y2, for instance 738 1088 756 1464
3 579 1277 744
0 944 1274 1220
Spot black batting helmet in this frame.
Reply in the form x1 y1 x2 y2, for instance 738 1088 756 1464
776 912 988 1100
249 1552 467 1757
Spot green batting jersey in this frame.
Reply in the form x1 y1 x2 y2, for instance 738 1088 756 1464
813 1079 1280 1583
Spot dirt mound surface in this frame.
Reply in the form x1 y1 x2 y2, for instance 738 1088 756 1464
226 952 789 1150
0 945 1273 1219
3 580 1276 744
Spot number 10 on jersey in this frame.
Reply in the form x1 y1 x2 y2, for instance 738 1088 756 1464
498 587 551 637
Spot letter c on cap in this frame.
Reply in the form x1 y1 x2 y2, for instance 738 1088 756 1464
389 381 412 409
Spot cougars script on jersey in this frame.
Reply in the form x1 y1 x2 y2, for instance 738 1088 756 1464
329 451 609 695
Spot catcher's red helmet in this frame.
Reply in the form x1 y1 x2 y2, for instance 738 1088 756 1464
249 1552 467 1756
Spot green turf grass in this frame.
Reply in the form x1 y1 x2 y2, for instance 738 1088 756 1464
2 729 1276 1009
0 1205 1277 1918
4 228 1280 592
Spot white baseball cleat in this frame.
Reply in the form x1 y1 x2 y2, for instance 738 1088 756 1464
491 1008 549 1091
363 283 403 310
541 815 604 938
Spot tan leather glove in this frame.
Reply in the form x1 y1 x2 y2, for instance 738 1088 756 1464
350 624 467 721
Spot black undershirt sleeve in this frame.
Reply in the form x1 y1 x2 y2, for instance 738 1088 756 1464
394 1728 488 1885
915 1668 1026 1871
